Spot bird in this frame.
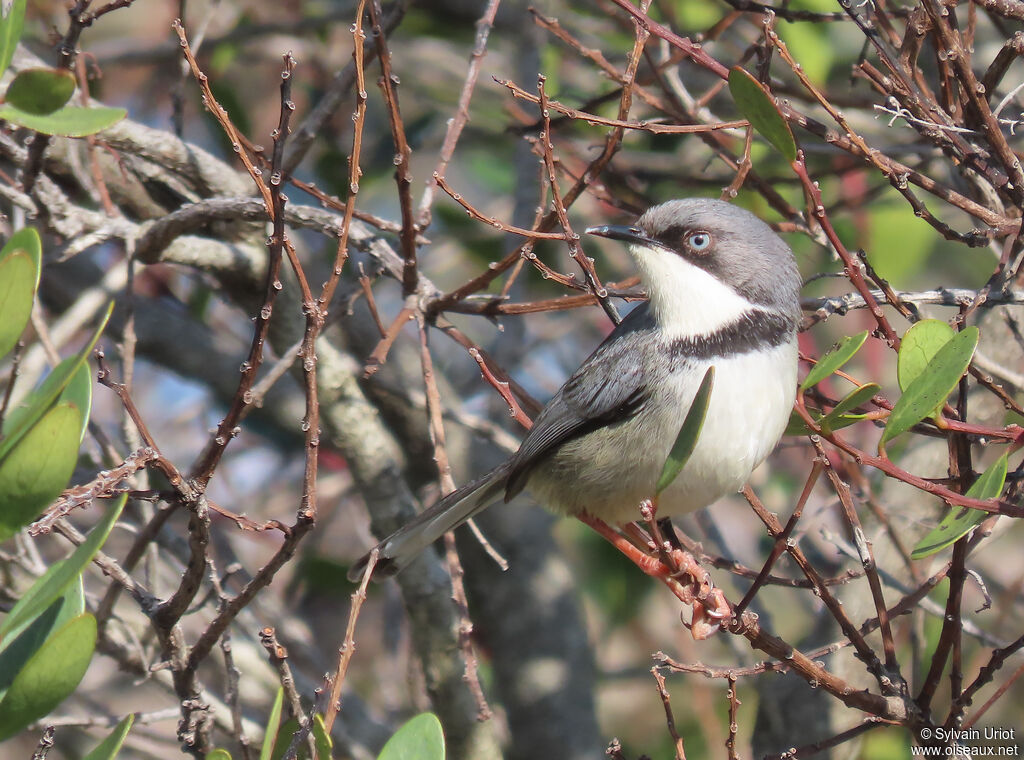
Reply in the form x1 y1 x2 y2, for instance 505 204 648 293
350 198 801 581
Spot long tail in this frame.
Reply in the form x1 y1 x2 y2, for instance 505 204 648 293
348 463 511 581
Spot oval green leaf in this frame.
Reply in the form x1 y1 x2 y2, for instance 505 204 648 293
0 226 42 271
828 382 879 418
0 301 112 461
0 0 26 76
260 687 285 760
82 714 134 760
206 750 234 760
0 252 34 359
0 494 126 645
819 382 879 434
911 453 1008 559
378 713 445 760
5 68 76 115
727 67 797 162
312 714 332 760
0 578 82 700
0 227 41 359
0 402 83 540
881 327 979 445
800 330 869 391
0 104 126 137
897 319 955 393
0 612 97 742
657 366 714 494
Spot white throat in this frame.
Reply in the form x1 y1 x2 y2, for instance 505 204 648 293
629 243 758 339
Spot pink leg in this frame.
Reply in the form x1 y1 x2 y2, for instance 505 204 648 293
576 511 733 640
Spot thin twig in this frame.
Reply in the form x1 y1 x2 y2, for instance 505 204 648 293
323 549 378 734
652 668 687 760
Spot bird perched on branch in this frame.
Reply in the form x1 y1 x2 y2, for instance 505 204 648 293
350 198 801 580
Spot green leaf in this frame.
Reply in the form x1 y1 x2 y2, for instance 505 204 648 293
0 253 34 359
378 713 445 760
0 104 126 137
0 494 126 646
0 612 97 742
881 327 979 446
59 361 93 444
0 0 26 77
911 453 1008 559
206 750 234 760
0 226 42 274
82 714 134 760
272 718 316 760
272 714 332 760
800 330 869 391
260 687 285 760
312 714 332 760
784 408 814 436
828 382 879 418
898 319 955 392
0 578 82 700
3 357 75 443
0 402 83 540
0 227 41 358
656 366 715 494
818 382 879 434
0 301 112 461
727 67 797 162
5 68 76 115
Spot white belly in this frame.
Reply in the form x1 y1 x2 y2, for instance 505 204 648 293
527 339 798 524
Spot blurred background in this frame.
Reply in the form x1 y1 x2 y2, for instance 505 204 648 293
1 0 1023 758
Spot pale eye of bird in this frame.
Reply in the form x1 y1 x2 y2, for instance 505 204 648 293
686 231 712 252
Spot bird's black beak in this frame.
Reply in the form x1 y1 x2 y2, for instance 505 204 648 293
585 224 653 245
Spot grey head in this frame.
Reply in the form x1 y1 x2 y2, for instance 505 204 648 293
588 198 802 322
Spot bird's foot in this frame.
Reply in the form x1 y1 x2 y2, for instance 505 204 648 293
576 509 732 639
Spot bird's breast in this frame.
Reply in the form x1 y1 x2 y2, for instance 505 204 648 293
526 337 798 524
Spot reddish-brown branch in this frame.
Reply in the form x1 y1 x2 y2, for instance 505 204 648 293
496 77 747 134
917 540 969 711
652 668 687 760
369 0 418 297
323 549 377 734
537 76 620 324
792 156 902 349
815 438 900 674
173 23 297 487
733 458 823 616
726 674 740 760
742 484 891 688
603 0 730 79
433 173 569 241
318 7 368 312
418 321 492 718
794 404 1023 516
960 636 1024 728
418 0 502 228
363 303 416 377
29 447 158 535
467 348 533 429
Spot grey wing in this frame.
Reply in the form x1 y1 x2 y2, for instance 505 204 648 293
504 304 657 500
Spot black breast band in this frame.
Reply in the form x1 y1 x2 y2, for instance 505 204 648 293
667 310 795 360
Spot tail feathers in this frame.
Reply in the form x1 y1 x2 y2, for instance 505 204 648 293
348 464 510 581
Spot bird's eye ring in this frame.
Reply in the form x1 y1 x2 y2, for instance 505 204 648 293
686 231 712 252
